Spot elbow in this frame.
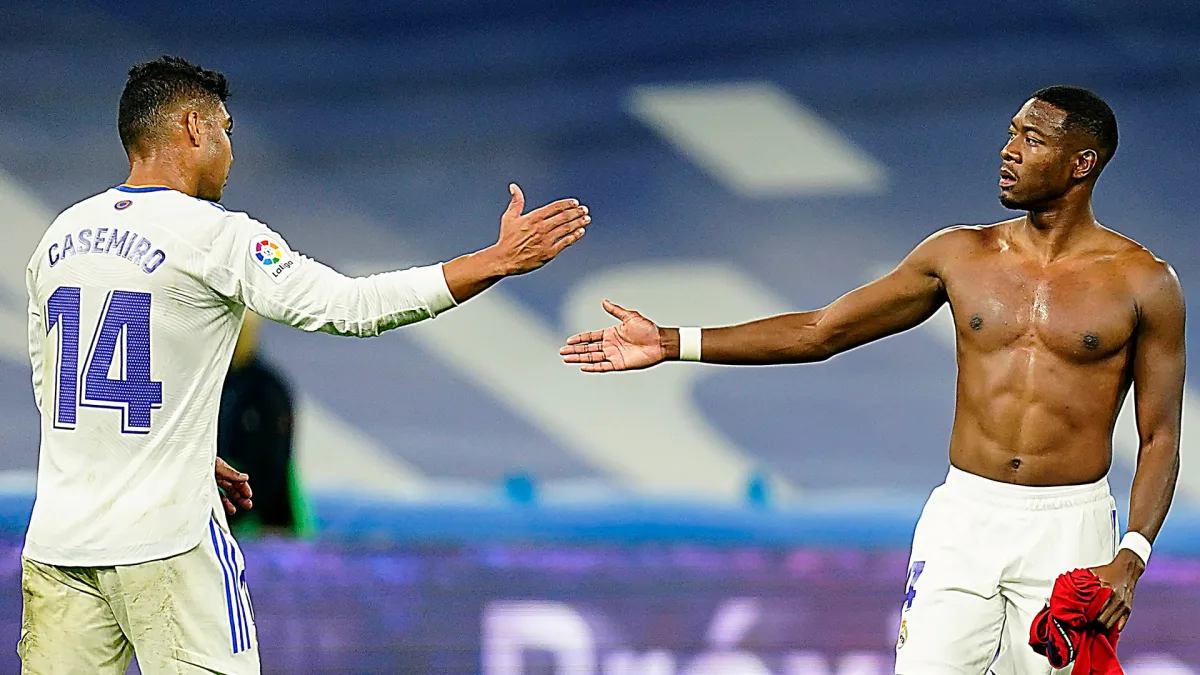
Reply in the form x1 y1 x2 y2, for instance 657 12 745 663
800 314 840 363
315 277 381 338
800 340 835 363
1137 430 1181 464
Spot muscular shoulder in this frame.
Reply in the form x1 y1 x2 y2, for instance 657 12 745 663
1093 229 1184 317
904 222 999 272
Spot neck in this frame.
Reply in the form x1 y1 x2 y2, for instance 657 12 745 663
1018 189 1097 261
125 155 198 197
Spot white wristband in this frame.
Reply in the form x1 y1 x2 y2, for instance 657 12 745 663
1119 531 1152 566
679 327 702 362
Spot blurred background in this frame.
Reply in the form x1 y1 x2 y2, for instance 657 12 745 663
2 0 1200 672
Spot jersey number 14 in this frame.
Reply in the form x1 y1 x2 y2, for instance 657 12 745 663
45 286 163 434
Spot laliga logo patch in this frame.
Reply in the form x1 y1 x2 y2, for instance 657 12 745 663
896 619 907 650
250 237 297 283
255 239 283 266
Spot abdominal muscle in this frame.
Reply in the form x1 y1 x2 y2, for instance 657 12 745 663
947 345 1130 486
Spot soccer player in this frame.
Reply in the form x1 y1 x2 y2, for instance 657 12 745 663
21 56 590 674
561 87 1183 674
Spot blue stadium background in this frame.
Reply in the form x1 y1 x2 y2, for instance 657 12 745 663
1 1 1200 673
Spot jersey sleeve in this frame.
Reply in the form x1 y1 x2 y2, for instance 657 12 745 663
26 265 44 413
202 212 458 337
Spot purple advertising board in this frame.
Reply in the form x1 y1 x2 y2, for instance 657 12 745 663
0 543 1196 674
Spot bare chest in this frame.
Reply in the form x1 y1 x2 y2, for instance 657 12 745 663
944 259 1137 361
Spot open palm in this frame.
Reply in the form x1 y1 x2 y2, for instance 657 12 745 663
560 300 665 372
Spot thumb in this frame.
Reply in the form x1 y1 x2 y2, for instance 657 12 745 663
602 299 635 321
504 182 525 218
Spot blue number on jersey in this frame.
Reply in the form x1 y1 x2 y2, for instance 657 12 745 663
46 286 81 429
46 287 163 433
903 560 925 610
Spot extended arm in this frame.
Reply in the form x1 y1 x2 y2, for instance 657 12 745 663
208 184 589 337
563 229 956 371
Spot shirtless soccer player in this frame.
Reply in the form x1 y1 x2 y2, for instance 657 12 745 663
21 56 591 674
560 86 1184 674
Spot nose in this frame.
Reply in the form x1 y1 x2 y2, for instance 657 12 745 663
1001 138 1020 164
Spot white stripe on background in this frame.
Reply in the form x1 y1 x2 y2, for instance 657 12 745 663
386 260 799 502
627 82 887 197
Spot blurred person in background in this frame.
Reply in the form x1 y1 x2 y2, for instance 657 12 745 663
564 86 1183 675
219 311 308 538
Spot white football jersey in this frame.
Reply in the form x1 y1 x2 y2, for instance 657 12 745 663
24 185 456 566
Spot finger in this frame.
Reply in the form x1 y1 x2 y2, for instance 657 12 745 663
222 496 236 516
527 197 581 220
233 481 253 499
563 351 609 363
504 183 525 218
602 299 636 321
1094 594 1116 625
550 221 591 247
565 330 605 346
1116 612 1129 632
548 215 591 242
215 458 248 482
544 206 590 231
581 361 617 373
549 227 585 254
559 343 602 355
1097 597 1123 629
559 342 605 355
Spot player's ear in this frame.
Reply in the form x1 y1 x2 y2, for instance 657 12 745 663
185 110 203 149
1073 149 1098 180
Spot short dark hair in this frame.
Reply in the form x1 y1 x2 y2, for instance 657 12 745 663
1030 85 1118 170
118 56 230 154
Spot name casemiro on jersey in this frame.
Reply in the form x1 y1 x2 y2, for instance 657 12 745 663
47 227 166 275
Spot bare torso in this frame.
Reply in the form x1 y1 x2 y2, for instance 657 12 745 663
941 219 1159 485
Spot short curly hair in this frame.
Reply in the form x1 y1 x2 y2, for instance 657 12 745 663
1031 85 1118 172
118 55 230 154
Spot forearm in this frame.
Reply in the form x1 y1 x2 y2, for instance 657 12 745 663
661 311 832 365
441 246 511 304
1126 437 1181 543
242 261 457 337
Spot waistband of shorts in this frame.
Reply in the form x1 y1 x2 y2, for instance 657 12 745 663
939 465 1111 510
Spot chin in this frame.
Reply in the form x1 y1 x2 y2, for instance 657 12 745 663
998 193 1027 210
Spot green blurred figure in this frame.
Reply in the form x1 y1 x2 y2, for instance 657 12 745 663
219 312 313 537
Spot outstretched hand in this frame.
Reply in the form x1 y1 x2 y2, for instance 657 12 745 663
496 183 591 275
560 300 665 372
216 456 253 516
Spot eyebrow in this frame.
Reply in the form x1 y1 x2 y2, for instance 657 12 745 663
1009 119 1049 136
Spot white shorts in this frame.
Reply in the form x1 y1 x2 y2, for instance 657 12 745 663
894 466 1118 675
19 518 260 675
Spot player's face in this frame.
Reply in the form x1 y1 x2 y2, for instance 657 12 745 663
998 99 1088 210
196 102 234 202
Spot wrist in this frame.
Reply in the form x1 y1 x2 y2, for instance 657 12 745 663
1115 548 1147 577
1118 530 1152 570
659 327 680 360
476 245 516 278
